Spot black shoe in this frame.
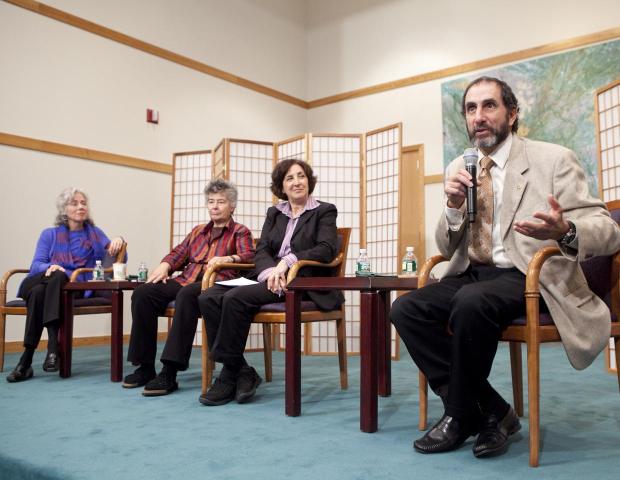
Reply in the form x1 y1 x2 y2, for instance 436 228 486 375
42 352 59 372
235 365 262 403
122 365 156 388
473 407 521 458
414 414 473 454
142 371 179 397
199 377 236 406
6 364 34 383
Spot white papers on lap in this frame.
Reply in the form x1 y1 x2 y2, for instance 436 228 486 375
215 277 258 287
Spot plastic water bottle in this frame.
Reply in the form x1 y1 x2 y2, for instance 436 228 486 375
138 262 148 282
401 246 417 276
93 260 104 281
356 248 371 276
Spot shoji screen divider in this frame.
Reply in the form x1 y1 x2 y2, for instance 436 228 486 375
170 150 213 251
365 123 402 359
596 78 620 373
172 124 404 359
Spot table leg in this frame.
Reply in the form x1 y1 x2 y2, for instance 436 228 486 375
111 290 123 382
59 290 74 378
377 290 391 397
360 291 378 433
285 290 301 417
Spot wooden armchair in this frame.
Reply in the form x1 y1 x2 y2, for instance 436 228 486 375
0 242 127 372
199 227 351 395
417 202 620 467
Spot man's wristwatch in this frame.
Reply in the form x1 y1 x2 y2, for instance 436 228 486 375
558 221 576 246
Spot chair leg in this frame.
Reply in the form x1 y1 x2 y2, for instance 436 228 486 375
509 342 524 417
0 312 6 372
419 371 428 430
262 324 273 382
527 339 540 467
336 317 348 389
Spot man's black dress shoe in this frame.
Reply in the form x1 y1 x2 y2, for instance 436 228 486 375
42 352 59 372
6 364 34 383
414 414 473 454
473 406 521 458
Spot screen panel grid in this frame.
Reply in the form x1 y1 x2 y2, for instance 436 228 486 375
228 141 274 239
366 126 401 357
277 136 306 161
597 80 620 372
598 83 620 203
310 135 362 354
172 152 212 248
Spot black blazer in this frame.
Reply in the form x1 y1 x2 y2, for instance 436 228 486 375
253 201 344 311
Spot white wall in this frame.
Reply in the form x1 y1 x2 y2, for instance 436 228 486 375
45 0 308 99
306 0 620 99
0 1 307 342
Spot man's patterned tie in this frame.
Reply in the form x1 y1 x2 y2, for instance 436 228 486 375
468 156 495 265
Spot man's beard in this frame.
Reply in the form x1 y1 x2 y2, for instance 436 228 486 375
468 119 511 151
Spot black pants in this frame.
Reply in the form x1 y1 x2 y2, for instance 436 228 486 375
18 271 72 349
390 265 529 420
127 281 202 369
197 283 280 369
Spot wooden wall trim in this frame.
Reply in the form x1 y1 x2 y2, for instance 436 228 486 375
307 27 620 109
5 1 619 110
0 131 172 174
6 0 308 109
424 174 444 185
4 332 169 353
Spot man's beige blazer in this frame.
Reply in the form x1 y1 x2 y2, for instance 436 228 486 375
436 135 620 370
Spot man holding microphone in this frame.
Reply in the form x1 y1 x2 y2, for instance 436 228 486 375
391 76 620 457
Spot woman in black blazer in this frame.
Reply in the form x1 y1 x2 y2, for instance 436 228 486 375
198 159 343 407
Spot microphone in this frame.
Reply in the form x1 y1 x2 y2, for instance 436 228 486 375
463 148 478 223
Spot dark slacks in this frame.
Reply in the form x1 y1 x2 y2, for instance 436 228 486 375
390 265 528 420
127 280 202 369
18 271 72 348
197 283 280 368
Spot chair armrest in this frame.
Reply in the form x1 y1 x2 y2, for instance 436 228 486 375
524 246 562 294
202 263 255 289
69 242 127 282
69 267 113 282
286 252 345 283
418 255 448 288
1 269 30 304
115 242 127 263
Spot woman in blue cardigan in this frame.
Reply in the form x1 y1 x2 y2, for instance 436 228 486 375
6 187 124 383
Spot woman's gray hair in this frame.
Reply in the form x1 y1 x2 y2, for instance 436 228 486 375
55 187 93 226
203 178 238 207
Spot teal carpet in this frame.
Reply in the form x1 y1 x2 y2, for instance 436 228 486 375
1 343 619 479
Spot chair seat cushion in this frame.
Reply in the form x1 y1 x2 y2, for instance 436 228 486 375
511 313 554 326
6 297 111 308
259 301 318 313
